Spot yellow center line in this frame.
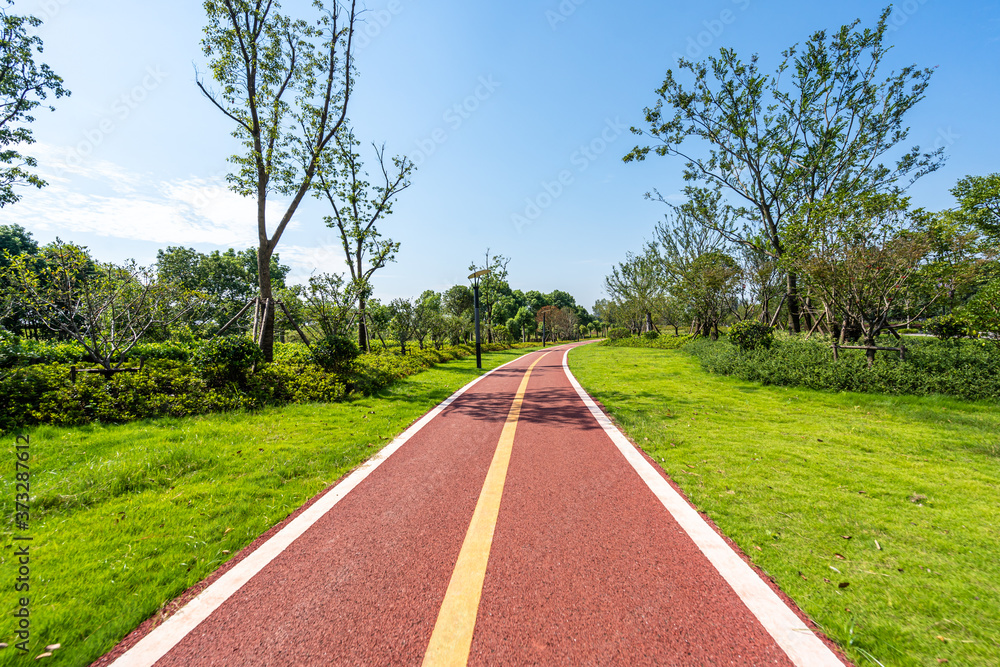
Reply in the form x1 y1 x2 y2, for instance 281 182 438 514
422 352 550 667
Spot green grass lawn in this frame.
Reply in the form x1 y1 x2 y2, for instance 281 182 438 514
569 344 1000 667
0 347 539 666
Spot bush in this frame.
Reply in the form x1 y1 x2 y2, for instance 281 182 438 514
0 338 522 434
607 327 630 341
686 334 1000 401
0 361 251 433
643 330 660 341
273 341 314 364
924 314 975 340
492 324 512 345
123 341 194 362
0 336 89 368
965 277 1000 344
311 335 360 372
253 363 346 404
603 334 696 350
193 336 264 386
728 320 775 352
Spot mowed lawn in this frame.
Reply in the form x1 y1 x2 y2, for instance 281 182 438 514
0 347 538 667
569 344 1000 667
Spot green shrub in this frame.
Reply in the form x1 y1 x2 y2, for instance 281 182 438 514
643 330 660 341
0 361 252 434
123 341 194 362
924 314 975 340
608 327 630 341
492 324 512 345
965 277 1000 344
194 336 264 386
254 363 346 403
603 334 696 350
0 337 89 368
686 334 1000 401
274 341 314 364
0 339 523 434
728 320 775 352
311 335 360 372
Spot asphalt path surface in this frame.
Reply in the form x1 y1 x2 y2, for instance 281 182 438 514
102 343 847 666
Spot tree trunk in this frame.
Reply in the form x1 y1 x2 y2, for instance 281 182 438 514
356 296 369 351
645 311 653 332
786 272 802 333
258 244 275 362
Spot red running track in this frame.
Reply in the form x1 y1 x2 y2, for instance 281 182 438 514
100 344 848 666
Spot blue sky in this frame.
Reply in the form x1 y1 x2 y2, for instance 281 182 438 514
8 0 1000 311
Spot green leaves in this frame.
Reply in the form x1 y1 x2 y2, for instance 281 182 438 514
625 5 941 266
0 4 70 206
951 173 1000 243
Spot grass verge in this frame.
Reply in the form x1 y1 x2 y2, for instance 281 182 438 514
569 344 999 667
0 346 540 666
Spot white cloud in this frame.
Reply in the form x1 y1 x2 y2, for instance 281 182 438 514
279 242 350 284
6 146 293 247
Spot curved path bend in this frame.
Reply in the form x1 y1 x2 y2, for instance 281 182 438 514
102 343 847 666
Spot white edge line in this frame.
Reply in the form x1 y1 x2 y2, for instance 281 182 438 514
111 350 539 667
560 349 845 667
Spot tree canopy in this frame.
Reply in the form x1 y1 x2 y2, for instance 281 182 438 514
0 1 69 206
624 6 942 331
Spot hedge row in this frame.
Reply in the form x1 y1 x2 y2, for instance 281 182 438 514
0 340 517 435
686 334 1000 402
602 333 697 350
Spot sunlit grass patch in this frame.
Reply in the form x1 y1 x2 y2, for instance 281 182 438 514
570 344 1000 667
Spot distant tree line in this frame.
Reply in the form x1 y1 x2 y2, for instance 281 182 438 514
0 228 600 366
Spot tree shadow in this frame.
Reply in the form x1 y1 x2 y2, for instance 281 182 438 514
441 384 603 430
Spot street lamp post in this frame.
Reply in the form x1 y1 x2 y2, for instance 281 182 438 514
468 269 489 369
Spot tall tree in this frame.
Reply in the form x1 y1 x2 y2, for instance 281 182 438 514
301 271 357 339
198 0 357 360
4 241 191 374
951 173 1000 244
624 7 942 332
683 251 742 339
0 1 69 207
156 246 290 334
315 126 413 351
604 243 664 332
388 297 414 354
0 223 40 333
784 191 929 365
469 249 511 342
